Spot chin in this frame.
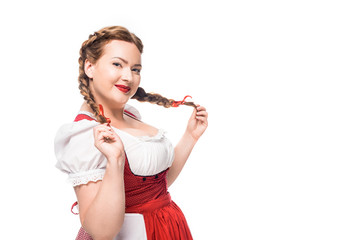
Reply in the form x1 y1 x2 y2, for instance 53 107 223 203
102 95 128 109
114 98 130 107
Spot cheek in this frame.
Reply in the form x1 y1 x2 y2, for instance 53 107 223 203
96 65 118 83
130 77 141 96
134 75 141 86
105 70 119 83
134 77 141 89
93 73 118 93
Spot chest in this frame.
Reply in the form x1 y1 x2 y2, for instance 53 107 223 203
114 128 175 176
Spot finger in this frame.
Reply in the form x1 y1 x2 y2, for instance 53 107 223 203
190 107 197 118
97 131 115 142
96 128 113 135
196 105 206 112
94 126 113 137
98 126 121 141
104 136 115 143
95 124 113 132
195 116 208 123
196 110 208 117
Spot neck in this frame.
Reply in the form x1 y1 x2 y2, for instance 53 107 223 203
103 105 126 123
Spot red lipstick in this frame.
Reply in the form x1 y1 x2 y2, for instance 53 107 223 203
115 84 131 93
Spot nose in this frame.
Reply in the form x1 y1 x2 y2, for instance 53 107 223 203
121 67 133 82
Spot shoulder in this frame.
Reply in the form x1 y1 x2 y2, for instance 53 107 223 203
74 104 142 122
54 119 99 160
54 119 104 186
74 112 96 122
124 104 142 121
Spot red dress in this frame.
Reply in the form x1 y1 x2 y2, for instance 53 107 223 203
73 113 193 240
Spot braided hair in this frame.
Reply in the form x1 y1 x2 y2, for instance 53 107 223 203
78 26 195 123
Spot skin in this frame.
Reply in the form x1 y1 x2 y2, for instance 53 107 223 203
75 40 208 239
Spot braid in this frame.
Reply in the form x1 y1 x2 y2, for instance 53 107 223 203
78 55 107 123
132 87 197 108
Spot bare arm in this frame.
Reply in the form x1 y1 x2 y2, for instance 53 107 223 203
167 132 197 187
167 105 208 187
74 124 126 240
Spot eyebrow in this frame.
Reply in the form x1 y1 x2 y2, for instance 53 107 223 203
112 57 142 67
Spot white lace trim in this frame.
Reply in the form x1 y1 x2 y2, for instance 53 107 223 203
136 128 166 141
78 110 165 142
68 169 105 187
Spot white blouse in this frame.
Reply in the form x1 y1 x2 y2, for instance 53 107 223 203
54 104 175 187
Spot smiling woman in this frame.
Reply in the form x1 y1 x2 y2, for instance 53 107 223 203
54 25 208 240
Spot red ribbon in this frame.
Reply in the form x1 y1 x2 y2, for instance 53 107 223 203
172 95 192 107
71 201 79 215
98 104 111 125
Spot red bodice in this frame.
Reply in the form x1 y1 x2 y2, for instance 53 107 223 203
124 154 169 208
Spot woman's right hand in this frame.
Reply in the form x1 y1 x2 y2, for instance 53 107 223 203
93 124 125 161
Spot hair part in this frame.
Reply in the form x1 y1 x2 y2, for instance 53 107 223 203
78 26 195 123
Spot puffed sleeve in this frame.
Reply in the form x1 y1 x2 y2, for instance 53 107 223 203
54 120 107 187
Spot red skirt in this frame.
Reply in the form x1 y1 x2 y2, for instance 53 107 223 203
76 193 192 240
126 193 193 240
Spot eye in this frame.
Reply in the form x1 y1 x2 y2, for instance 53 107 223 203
113 62 122 67
132 68 141 74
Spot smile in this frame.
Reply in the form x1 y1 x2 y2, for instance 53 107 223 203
115 84 131 93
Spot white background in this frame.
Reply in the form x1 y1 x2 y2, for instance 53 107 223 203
0 0 359 239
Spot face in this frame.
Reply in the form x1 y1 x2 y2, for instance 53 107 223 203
85 40 142 109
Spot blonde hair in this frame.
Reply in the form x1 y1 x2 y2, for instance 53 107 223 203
78 26 195 123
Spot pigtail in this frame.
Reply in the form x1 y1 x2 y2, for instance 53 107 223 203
131 87 197 108
77 33 109 124
78 54 108 124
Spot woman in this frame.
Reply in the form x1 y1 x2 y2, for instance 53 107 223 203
54 26 208 240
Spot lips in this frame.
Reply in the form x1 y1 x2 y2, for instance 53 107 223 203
115 84 131 93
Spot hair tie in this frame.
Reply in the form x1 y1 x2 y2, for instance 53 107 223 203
98 104 111 126
172 95 192 107
71 201 79 215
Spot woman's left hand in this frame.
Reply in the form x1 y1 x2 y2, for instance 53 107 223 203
186 105 208 141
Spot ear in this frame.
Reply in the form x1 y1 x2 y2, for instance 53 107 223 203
84 59 95 79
